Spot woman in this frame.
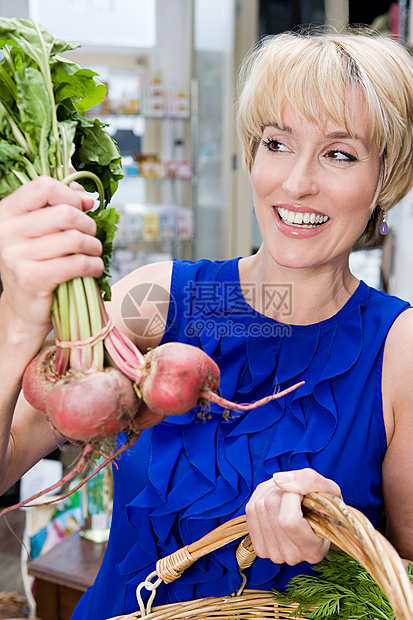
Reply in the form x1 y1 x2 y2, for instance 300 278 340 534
1 29 413 619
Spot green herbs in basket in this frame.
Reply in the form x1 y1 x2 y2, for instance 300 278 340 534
274 550 413 620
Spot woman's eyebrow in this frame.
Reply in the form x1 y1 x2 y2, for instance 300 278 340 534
266 124 368 148
267 122 291 132
326 131 367 147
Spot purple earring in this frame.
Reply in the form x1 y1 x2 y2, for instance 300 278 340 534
379 209 389 236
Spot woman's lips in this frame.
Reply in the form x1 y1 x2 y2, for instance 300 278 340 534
277 206 330 228
273 205 330 238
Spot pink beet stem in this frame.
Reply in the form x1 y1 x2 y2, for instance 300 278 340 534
105 332 141 371
110 325 145 366
39 434 139 506
0 442 97 520
104 336 143 382
200 380 305 411
99 296 145 368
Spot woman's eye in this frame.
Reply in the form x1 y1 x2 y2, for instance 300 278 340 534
326 149 357 162
262 138 288 153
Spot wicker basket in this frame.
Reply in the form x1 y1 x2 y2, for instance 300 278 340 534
0 591 30 619
107 492 413 620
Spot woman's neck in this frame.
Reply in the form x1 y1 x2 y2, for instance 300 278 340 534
239 246 360 325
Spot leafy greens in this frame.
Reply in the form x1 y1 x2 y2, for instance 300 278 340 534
273 550 413 620
0 16 123 298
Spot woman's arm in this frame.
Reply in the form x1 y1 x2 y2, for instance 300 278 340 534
0 177 175 496
381 308 413 562
0 177 103 494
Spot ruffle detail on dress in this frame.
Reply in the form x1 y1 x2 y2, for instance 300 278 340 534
116 260 373 611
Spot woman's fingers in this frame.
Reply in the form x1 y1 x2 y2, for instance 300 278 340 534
7 228 102 262
246 469 341 566
0 202 103 296
246 479 279 556
247 482 304 564
273 468 342 497
13 255 105 294
4 204 98 243
0 177 102 348
277 488 330 564
2 176 95 216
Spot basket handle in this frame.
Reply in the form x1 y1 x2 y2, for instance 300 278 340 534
154 491 413 620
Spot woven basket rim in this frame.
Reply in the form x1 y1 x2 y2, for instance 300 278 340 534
108 590 309 620
106 492 413 620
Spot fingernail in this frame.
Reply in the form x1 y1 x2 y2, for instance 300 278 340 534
273 471 295 484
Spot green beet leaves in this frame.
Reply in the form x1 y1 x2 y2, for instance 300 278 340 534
273 550 413 620
0 16 124 298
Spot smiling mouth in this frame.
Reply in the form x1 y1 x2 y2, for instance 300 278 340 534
277 207 330 228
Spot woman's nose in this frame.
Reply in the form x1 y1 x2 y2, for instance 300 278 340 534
282 157 319 199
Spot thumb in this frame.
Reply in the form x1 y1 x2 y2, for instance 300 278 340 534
272 469 342 498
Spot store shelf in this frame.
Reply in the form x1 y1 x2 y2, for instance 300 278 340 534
97 114 191 137
102 80 198 278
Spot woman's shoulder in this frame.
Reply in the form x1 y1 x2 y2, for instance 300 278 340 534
381 302 413 433
383 304 413 363
105 258 240 352
106 261 174 352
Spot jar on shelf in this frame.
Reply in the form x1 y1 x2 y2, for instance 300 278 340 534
80 456 113 543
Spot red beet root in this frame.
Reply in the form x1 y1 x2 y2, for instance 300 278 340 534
22 346 57 413
8 340 304 523
139 342 220 416
45 367 141 442
139 342 305 415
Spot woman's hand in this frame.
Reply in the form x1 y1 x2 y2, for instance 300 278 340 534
0 177 104 353
245 468 342 566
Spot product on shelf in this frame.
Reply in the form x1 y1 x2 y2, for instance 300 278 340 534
138 72 191 118
142 209 161 242
134 153 165 178
176 206 194 240
114 202 193 245
165 160 192 179
174 89 190 117
156 205 176 240
122 203 145 243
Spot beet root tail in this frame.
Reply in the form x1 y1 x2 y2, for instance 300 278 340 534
0 442 98 520
0 433 140 520
57 433 141 501
200 380 305 411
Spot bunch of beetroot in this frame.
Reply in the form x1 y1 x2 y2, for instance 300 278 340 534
0 18 303 518
10 294 302 517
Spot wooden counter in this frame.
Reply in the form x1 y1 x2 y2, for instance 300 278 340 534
28 531 107 620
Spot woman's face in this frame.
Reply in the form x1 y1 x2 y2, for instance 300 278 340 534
250 93 381 272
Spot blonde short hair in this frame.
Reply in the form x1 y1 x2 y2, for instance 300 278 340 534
236 30 413 238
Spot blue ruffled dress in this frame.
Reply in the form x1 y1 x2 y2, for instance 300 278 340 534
71 257 410 619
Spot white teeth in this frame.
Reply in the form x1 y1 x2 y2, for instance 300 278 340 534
277 207 329 228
